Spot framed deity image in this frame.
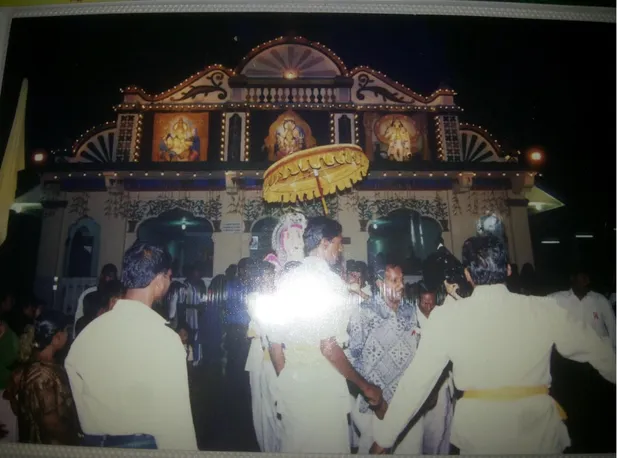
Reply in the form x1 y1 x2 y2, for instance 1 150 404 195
373 114 429 162
264 110 317 161
152 113 209 162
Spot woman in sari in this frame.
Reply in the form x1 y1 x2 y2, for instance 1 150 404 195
5 311 80 445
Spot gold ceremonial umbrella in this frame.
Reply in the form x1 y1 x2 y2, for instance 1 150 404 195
262 144 369 215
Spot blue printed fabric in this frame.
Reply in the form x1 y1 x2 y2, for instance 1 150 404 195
347 294 421 413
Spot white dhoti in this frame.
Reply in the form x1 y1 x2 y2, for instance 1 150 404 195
246 336 281 452
0 391 18 443
350 395 423 455
277 362 350 453
422 373 455 454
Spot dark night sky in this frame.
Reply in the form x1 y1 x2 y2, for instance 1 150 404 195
0 14 614 222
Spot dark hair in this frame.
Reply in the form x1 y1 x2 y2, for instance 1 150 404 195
101 264 118 277
423 246 473 298
83 291 105 319
238 257 252 270
176 322 194 341
121 242 172 289
462 235 509 286
435 282 448 306
99 280 125 306
248 261 276 292
33 311 68 350
303 216 342 254
376 263 402 282
225 264 238 277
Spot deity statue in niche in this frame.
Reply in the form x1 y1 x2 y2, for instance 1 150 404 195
158 117 200 162
385 118 412 161
374 114 422 162
264 213 307 273
265 110 316 161
276 118 305 157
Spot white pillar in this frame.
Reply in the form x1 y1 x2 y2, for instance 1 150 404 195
508 203 535 268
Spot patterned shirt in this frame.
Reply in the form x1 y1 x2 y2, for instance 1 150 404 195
347 294 420 413
15 361 81 445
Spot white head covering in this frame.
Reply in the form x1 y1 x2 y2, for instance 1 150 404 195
264 212 307 272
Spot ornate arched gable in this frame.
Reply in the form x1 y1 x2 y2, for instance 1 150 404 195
348 67 456 107
121 65 235 104
236 36 347 78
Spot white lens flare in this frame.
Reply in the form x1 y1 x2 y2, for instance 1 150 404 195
253 270 345 329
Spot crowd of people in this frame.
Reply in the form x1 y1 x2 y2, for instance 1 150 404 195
0 213 614 454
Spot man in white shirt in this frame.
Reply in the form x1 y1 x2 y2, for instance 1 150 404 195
65 243 197 450
73 263 117 336
549 267 616 352
371 235 616 455
264 216 383 453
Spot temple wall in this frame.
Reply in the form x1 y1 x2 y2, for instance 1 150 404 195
37 187 530 282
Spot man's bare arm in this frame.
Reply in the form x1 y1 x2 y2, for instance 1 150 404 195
320 337 382 405
269 343 285 376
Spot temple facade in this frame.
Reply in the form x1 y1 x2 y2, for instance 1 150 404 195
26 36 539 312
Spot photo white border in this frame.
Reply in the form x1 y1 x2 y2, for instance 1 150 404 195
0 1 614 457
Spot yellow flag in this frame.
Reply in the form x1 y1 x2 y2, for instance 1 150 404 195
0 79 27 245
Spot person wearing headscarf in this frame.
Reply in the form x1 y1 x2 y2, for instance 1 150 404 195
5 311 79 445
263 213 307 273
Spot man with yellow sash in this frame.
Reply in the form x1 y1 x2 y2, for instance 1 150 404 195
371 235 616 454
263 216 383 453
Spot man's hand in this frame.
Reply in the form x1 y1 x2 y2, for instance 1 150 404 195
362 383 383 406
369 442 388 454
363 383 383 406
372 398 388 420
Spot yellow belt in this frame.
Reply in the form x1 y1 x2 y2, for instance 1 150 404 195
462 385 567 420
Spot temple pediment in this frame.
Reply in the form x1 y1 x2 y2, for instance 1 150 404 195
236 36 346 79
348 67 455 107
46 35 525 173
121 66 234 105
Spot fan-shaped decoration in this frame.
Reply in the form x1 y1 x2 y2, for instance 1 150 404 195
72 126 117 163
240 44 343 79
459 124 504 162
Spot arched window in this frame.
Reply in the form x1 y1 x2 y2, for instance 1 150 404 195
64 217 101 278
367 209 443 276
250 216 279 261
137 208 214 277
